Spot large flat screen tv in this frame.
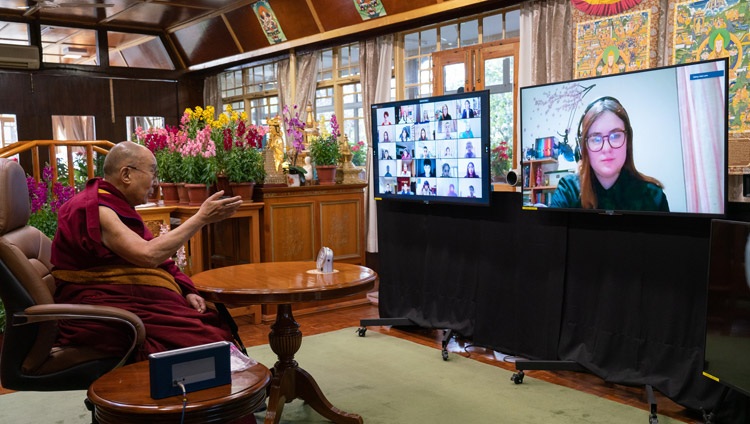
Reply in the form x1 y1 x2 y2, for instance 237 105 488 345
371 90 491 206
519 58 728 217
704 219 750 397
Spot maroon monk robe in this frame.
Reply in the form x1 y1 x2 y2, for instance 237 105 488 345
52 178 233 361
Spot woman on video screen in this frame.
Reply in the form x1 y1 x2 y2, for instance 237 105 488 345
550 96 669 211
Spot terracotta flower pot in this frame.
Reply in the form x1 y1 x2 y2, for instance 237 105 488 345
176 183 189 205
184 183 210 206
229 182 255 201
160 182 179 205
315 165 337 185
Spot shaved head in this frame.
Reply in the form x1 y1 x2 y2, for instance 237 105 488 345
104 141 151 179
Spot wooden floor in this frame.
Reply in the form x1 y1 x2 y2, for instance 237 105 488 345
0 302 704 423
233 302 704 424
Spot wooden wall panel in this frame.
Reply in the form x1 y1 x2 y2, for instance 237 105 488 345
0 72 190 144
266 0 321 41
225 6 274 53
310 0 366 31
172 17 242 66
379 0 440 15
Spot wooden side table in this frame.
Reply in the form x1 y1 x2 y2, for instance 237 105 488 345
87 360 271 424
192 262 377 424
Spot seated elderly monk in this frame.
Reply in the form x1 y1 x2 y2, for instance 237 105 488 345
51 141 243 361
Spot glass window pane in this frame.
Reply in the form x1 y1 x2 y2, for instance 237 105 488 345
489 91 514 180
420 29 437 55
405 58 419 85
443 63 465 93
0 22 30 44
484 57 506 87
404 32 420 57
506 9 521 38
441 24 458 50
405 86 419 100
108 31 173 70
483 14 503 43
0 114 18 149
315 87 334 119
460 20 479 47
41 25 99 65
126 116 165 141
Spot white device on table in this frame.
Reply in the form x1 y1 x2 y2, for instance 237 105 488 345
316 246 334 273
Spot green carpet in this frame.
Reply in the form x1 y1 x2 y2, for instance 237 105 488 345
0 328 683 423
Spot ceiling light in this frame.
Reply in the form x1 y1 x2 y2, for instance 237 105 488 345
62 46 88 59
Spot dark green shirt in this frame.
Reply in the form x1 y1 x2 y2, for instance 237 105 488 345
549 171 669 212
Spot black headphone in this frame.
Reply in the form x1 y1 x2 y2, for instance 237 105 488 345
574 96 619 162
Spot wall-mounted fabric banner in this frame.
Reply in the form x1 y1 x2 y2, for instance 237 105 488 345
253 1 287 45
571 0 643 16
574 10 652 78
354 0 387 20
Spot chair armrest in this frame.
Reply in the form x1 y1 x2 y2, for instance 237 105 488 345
15 304 146 367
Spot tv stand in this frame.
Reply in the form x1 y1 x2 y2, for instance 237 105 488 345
512 361 662 422
357 317 416 337
358 318 464 361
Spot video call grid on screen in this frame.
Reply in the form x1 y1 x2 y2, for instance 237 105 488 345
372 92 489 205
519 58 728 216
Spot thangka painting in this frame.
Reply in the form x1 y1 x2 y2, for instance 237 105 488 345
353 0 386 20
253 1 287 45
574 10 652 78
672 0 749 133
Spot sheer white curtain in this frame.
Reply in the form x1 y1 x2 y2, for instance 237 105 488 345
360 34 393 253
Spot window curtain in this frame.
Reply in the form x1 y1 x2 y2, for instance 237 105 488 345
520 0 573 86
277 58 292 124
203 75 222 115
360 34 394 253
294 51 320 117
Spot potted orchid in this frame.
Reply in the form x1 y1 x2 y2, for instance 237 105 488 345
282 104 308 185
309 114 342 185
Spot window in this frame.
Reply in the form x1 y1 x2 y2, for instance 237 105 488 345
401 9 520 100
41 25 98 65
314 44 366 163
0 114 18 148
0 22 30 45
107 32 174 70
126 116 165 141
220 61 281 126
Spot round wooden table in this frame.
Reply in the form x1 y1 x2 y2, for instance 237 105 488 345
191 261 377 424
87 360 271 424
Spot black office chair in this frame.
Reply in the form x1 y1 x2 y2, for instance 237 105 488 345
0 157 145 392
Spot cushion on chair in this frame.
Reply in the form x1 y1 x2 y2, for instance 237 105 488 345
0 159 30 236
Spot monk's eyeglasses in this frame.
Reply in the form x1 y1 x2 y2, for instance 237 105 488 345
126 165 159 182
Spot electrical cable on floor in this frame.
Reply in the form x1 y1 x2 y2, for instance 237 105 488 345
176 381 187 424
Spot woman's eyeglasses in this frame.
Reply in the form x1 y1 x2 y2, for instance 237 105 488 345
586 130 626 152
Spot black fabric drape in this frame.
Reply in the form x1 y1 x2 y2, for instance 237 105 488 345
375 192 745 414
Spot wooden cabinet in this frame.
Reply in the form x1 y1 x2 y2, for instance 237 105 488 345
254 183 367 265
522 158 557 206
253 183 369 321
